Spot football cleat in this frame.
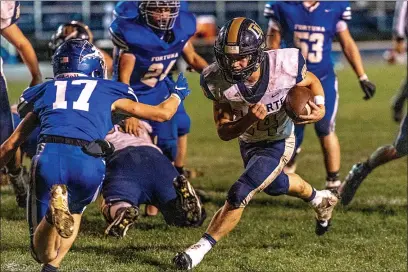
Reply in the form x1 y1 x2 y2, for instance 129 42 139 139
173 252 193 270
313 189 340 236
104 206 139 238
173 175 203 225
339 162 371 206
50 184 74 238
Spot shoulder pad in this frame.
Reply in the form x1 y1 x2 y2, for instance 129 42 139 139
110 17 150 49
200 63 233 102
113 1 139 19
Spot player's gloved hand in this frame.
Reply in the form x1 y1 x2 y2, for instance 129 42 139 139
166 73 190 101
296 101 325 124
359 75 376 100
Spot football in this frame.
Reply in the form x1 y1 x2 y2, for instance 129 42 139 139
284 85 313 122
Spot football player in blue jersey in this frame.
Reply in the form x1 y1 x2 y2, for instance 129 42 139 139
339 0 408 206
110 1 208 184
0 39 190 272
1 1 42 207
264 1 376 189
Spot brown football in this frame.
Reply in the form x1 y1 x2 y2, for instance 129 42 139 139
284 86 313 122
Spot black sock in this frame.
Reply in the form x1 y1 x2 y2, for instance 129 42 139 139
305 188 316 202
41 264 58 272
202 233 217 247
175 166 184 175
326 171 340 181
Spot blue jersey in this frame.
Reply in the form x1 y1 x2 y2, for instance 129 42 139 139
264 1 351 78
18 77 137 142
109 11 196 93
113 1 189 19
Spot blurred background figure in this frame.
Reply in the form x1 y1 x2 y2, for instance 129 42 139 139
1 1 42 208
339 0 407 206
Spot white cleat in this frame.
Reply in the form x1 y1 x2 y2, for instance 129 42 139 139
312 189 340 236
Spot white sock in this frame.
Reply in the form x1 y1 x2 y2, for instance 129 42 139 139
185 238 213 267
309 190 326 208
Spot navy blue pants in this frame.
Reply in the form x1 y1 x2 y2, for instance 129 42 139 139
0 74 13 145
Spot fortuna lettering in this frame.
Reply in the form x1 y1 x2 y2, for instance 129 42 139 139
294 24 325 32
151 52 179 62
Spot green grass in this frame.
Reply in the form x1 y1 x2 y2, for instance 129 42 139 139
1 64 407 272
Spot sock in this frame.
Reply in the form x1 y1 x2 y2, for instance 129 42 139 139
326 171 340 182
304 188 316 203
202 233 217 247
309 189 325 207
175 166 184 175
41 264 58 272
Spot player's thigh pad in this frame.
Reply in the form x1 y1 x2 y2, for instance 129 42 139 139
228 136 295 208
176 101 191 136
395 114 408 156
0 75 13 144
314 73 338 137
28 143 105 229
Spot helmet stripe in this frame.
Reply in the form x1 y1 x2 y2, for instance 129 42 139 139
227 17 245 44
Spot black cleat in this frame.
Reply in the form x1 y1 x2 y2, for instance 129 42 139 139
173 175 203 226
173 252 193 270
339 163 371 206
104 206 139 238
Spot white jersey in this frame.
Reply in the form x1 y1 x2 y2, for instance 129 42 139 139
201 48 307 143
105 121 161 152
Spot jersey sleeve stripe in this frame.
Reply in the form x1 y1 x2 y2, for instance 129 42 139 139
264 5 275 17
109 27 129 50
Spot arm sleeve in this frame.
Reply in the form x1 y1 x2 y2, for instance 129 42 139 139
296 50 307 84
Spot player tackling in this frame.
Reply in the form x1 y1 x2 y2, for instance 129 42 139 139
173 17 340 270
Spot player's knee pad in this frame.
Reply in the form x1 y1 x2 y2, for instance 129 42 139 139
264 172 290 196
226 180 256 208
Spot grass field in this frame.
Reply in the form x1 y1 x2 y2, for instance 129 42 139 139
1 64 407 272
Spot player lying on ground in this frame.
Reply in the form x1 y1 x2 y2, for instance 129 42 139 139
0 39 191 272
101 121 206 238
173 17 340 270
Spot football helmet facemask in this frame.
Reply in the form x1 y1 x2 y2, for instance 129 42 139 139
49 21 94 53
139 1 181 31
52 39 106 79
214 17 266 84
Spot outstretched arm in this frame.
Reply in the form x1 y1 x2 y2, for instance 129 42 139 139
0 112 39 169
1 24 42 86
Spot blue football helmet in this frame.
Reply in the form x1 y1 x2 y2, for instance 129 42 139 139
139 1 180 30
52 39 106 79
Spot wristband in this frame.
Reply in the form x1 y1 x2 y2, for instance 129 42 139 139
171 93 182 105
313 95 325 106
359 74 368 81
